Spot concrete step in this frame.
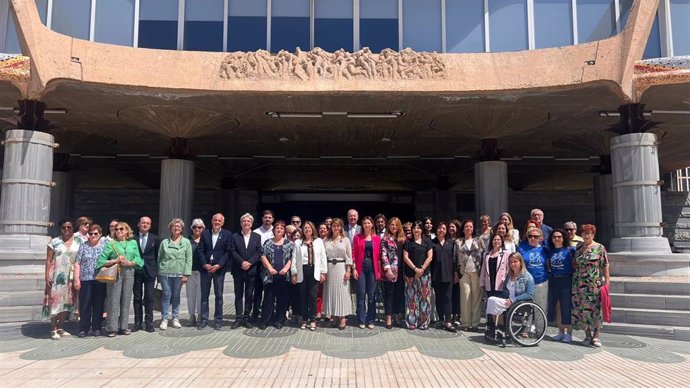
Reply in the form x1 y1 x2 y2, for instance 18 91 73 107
0 290 44 307
610 293 690 311
0 305 43 323
0 275 45 292
610 277 690 296
611 307 690 327
605 322 690 341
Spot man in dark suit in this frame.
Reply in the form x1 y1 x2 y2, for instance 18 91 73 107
230 213 263 329
199 213 233 330
133 216 159 333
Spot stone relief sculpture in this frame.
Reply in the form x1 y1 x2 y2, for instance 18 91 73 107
219 47 446 81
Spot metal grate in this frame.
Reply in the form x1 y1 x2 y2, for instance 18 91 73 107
673 167 690 191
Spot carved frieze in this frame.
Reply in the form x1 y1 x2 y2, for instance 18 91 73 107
219 47 446 81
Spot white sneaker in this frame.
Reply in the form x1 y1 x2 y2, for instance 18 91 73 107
172 319 182 329
552 332 565 341
160 319 168 330
563 334 572 343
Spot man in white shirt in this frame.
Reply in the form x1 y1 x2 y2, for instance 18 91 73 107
254 209 275 244
251 209 274 322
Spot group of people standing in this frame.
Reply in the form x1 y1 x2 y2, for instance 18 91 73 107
42 207 610 347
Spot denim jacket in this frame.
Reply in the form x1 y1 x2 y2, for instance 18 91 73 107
502 271 535 303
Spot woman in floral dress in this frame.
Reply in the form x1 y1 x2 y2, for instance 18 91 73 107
43 219 80 340
571 224 609 347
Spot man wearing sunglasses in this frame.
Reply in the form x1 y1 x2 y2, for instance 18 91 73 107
564 221 583 249
133 216 159 333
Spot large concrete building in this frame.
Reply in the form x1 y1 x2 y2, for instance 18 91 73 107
0 0 689 305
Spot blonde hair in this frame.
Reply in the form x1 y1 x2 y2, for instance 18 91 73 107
508 252 527 276
116 222 134 240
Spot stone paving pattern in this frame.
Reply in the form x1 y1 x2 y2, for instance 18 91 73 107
1 314 689 387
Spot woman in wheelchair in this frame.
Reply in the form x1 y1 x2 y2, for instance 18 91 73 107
485 252 535 342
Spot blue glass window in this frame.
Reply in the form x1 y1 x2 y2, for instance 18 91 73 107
642 11 661 59
35 0 48 25
619 0 633 31
403 0 441 52
534 0 573 48
576 0 615 43
139 0 178 50
490 0 528 52
446 0 484 53
185 0 223 51
671 0 690 56
95 0 135 46
4 12 20 54
315 0 353 52
360 0 398 52
51 0 91 40
271 0 309 52
228 0 267 51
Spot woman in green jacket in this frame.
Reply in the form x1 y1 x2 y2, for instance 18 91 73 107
97 222 143 337
157 218 193 330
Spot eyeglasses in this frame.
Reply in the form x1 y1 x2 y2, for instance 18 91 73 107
528 235 540 239
81 223 91 227
292 220 301 224
61 226 73 230
88 232 100 236
116 227 126 231
564 228 575 232
192 226 203 230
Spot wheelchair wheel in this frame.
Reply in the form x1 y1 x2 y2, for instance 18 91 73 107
506 301 546 347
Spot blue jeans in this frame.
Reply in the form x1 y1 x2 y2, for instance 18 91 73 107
159 275 183 320
356 268 377 325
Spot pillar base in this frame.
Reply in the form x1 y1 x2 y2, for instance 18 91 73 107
0 234 51 275
609 236 672 254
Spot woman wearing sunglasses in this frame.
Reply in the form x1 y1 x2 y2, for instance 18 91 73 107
516 227 549 315
186 218 205 327
97 222 143 337
74 224 106 337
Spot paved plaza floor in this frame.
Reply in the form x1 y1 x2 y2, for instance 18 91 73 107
1 314 688 388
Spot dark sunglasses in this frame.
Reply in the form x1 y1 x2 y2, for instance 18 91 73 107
564 228 575 231
528 235 540 239
116 227 126 231
192 226 203 230
61 226 73 230
88 232 100 236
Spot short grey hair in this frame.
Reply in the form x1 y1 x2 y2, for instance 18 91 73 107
564 221 577 229
240 213 254 223
168 218 185 231
191 218 205 229
530 208 544 216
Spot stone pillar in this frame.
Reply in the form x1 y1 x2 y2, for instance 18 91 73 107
609 132 670 253
0 129 55 235
474 161 508 223
49 153 73 237
593 173 613 248
158 159 195 238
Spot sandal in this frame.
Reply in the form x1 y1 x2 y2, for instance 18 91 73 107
592 338 602 347
107 331 116 338
117 329 131 336
300 323 307 330
57 329 71 337
367 324 375 330
50 330 60 340
310 322 316 331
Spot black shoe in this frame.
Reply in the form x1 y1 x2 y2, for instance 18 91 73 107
231 320 243 329
445 325 457 333
132 324 142 333
146 326 155 333
258 324 267 330
118 329 131 335
188 315 197 327
78 331 88 338
214 321 222 330
93 330 101 337
197 321 208 330
245 320 254 329
275 323 284 330
385 323 392 330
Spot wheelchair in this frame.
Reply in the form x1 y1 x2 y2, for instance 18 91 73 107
484 300 547 347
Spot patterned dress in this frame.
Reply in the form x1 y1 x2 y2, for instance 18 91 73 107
404 239 432 329
43 237 80 319
571 243 608 330
323 237 353 317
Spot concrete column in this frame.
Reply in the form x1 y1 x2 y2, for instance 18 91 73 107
593 174 614 248
49 171 73 236
474 161 508 223
609 132 671 253
158 159 195 237
0 130 55 235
